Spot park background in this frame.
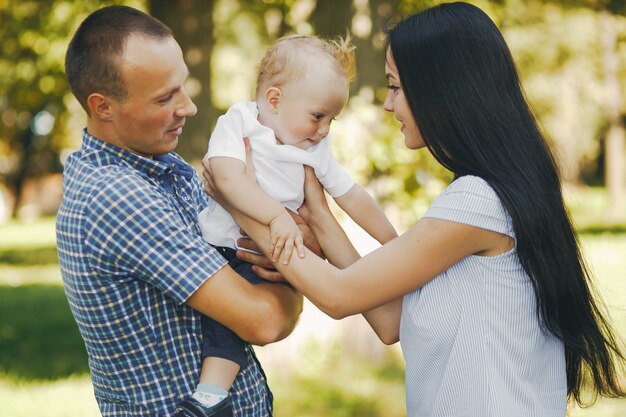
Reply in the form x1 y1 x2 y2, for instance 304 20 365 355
1 0 625 415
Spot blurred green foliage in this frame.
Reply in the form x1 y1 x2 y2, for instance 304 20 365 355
0 0 146 218
0 0 144 164
2 0 626 222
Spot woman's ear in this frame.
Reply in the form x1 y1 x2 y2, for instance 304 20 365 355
86 93 113 121
264 87 282 113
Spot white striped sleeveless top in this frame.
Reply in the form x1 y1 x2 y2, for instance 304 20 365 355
400 175 566 417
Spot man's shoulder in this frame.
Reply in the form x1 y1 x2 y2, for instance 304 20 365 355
63 150 151 196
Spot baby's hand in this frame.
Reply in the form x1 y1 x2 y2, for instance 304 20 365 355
269 210 306 264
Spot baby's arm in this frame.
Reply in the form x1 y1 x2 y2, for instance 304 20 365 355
333 184 397 244
209 156 304 263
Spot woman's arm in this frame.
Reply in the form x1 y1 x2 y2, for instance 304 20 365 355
204 144 499 320
298 167 401 344
234 209 490 317
235 187 401 342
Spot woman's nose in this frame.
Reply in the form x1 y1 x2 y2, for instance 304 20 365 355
383 90 393 112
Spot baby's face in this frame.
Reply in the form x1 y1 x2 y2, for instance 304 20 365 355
271 67 349 150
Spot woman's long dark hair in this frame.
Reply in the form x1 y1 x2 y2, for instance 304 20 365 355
388 1 624 404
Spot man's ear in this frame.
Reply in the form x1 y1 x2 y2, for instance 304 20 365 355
264 87 282 113
86 93 113 121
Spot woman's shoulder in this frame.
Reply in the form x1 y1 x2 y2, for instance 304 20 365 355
426 175 514 237
443 175 497 199
432 175 500 212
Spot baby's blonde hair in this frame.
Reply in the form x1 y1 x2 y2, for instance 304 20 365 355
255 34 357 96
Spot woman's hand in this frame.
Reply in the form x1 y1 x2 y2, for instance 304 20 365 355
298 166 362 270
298 165 332 226
235 207 325 282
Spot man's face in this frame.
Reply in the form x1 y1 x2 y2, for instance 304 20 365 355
108 34 197 157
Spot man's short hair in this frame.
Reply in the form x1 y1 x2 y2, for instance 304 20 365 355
65 5 173 114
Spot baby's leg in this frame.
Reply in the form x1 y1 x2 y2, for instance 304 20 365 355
193 248 268 409
194 313 247 408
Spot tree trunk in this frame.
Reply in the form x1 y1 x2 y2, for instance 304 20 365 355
599 9 625 222
150 0 218 163
553 65 581 185
309 0 399 97
9 128 34 218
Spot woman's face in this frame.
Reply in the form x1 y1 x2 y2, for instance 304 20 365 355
383 50 425 150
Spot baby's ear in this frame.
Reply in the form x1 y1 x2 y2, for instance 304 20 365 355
264 87 282 113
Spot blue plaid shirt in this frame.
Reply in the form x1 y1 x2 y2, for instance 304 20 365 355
56 130 273 417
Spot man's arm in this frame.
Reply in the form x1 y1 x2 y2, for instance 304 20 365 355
85 163 303 347
186 264 302 346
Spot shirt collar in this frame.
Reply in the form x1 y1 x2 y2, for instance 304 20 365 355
81 129 194 180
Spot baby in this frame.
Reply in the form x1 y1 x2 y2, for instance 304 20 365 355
191 34 397 415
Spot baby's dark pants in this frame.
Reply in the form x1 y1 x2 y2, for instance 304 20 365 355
200 246 266 368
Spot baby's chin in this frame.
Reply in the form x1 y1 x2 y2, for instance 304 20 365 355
276 136 316 150
300 138 321 149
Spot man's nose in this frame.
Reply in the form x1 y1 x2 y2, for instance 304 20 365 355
176 87 197 117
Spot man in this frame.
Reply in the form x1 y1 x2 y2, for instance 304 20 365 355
57 5 302 416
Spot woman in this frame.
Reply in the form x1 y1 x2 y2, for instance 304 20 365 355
205 2 625 416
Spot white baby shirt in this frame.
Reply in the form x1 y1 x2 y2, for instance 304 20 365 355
198 101 354 249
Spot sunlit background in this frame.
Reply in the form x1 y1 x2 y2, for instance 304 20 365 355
1 0 625 416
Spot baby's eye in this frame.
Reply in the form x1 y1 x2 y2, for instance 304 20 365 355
387 84 400 92
312 113 324 121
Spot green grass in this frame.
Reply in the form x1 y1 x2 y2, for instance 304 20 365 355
0 284 89 381
0 377 100 417
0 216 57 250
270 341 406 417
565 185 626 231
1 191 625 416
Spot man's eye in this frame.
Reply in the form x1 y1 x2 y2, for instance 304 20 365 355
158 95 173 104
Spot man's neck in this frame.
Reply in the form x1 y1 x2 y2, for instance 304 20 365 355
85 120 154 159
